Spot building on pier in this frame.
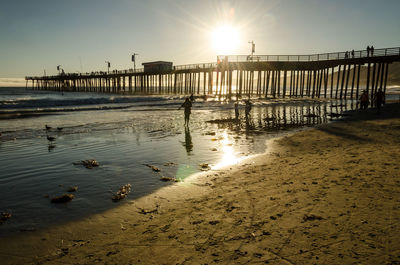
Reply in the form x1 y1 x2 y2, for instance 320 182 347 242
142 61 173 73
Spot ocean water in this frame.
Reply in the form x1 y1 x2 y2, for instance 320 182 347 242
0 87 357 235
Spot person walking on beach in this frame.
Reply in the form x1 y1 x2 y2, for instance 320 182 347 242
179 97 192 126
235 102 239 120
367 46 370 57
360 90 369 110
189 93 195 102
374 88 385 113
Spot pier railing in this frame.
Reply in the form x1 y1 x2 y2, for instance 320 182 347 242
220 47 400 62
174 62 217 71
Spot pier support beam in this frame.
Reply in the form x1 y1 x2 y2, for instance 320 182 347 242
383 63 389 102
366 63 371 96
282 71 287 98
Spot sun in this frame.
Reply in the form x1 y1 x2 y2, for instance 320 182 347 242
211 24 240 55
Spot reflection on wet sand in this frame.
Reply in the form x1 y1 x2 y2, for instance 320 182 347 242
212 131 241 169
48 143 56 152
208 100 355 135
182 126 193 154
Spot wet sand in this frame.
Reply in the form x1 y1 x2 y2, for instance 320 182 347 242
1 103 399 265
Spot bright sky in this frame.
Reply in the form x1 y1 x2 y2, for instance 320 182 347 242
1 0 399 80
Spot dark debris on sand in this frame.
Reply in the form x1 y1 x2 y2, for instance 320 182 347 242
67 186 78 192
302 214 324 222
144 164 161 172
0 212 12 224
73 159 100 169
200 163 211 171
112 184 132 202
51 194 74 203
160 176 179 182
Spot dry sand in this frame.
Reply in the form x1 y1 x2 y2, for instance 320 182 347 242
1 103 399 265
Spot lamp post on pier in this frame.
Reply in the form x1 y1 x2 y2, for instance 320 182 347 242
248 41 255 59
131 53 139 72
105 61 111 73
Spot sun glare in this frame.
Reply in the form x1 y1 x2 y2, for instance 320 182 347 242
212 25 240 55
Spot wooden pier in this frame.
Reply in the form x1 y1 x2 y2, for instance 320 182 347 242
26 47 400 101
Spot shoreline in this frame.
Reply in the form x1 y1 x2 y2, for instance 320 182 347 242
0 96 354 235
1 103 399 264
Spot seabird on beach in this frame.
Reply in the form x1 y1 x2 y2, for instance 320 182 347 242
45 125 52 130
46 135 56 142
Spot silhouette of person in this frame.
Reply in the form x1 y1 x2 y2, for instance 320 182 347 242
245 100 252 120
360 90 369 110
183 126 193 154
367 46 370 57
345 51 349 59
234 102 239 120
179 97 192 126
351 49 355 58
371 46 374 56
375 88 385 113
189 93 195 102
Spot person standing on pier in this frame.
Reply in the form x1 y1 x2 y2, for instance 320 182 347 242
367 46 370 57
371 46 375 56
179 97 192 126
351 49 355 58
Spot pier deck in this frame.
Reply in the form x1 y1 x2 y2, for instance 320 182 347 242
26 47 400 101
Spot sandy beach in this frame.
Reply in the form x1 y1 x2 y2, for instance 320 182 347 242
1 103 399 265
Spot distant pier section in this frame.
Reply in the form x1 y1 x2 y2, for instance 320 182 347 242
26 47 400 100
